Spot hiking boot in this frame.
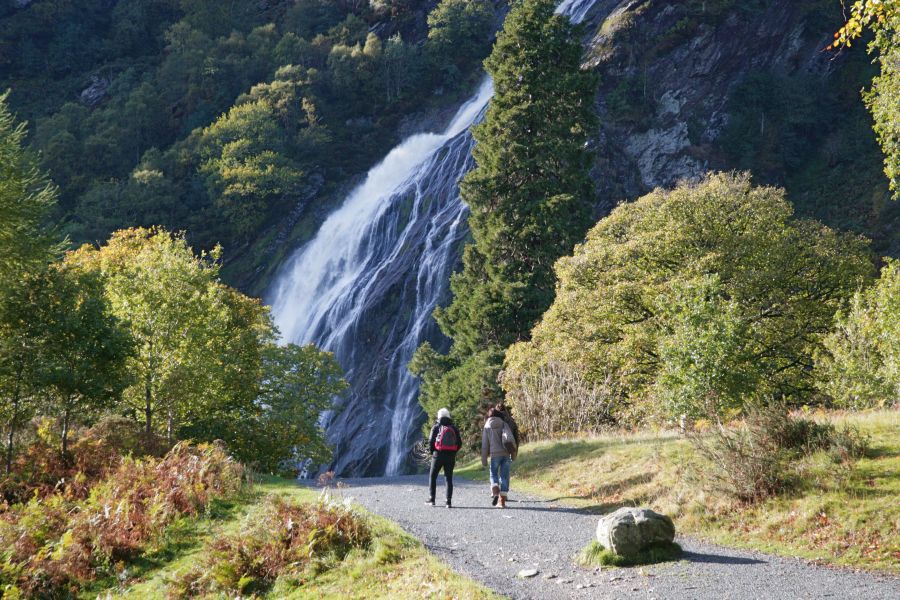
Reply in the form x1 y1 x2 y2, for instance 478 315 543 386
491 495 499 506
445 500 452 508
425 498 435 506
499 495 507 509
490 484 500 506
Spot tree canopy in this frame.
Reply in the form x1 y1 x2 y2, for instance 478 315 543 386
504 173 873 429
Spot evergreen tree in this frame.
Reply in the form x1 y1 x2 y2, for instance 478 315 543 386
0 92 61 471
0 91 58 289
413 0 598 440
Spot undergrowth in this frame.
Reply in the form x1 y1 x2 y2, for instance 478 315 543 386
0 441 245 598
169 491 371 598
687 402 869 502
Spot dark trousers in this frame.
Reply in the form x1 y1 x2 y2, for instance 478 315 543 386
429 452 456 502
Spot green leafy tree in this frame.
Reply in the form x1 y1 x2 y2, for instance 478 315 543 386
816 259 900 408
504 173 873 429
67 227 265 441
654 275 756 419
197 99 306 243
426 0 495 83
413 0 598 442
179 337 345 471
28 264 133 457
833 0 900 198
250 343 346 471
0 275 43 474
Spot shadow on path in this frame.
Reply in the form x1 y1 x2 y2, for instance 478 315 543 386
680 550 767 566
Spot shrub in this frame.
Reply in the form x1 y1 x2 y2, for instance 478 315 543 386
0 442 245 598
82 415 166 457
170 492 371 597
505 173 872 435
577 540 682 567
687 402 869 503
817 259 900 409
500 359 619 438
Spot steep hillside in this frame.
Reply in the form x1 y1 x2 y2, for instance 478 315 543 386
2 1 896 300
0 0 502 292
578 0 899 255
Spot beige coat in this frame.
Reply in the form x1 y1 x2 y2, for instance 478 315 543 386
481 416 515 464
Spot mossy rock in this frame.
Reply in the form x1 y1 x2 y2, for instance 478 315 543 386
577 540 683 568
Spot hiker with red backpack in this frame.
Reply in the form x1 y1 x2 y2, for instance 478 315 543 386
426 407 461 508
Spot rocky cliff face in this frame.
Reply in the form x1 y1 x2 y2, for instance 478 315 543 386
577 0 899 254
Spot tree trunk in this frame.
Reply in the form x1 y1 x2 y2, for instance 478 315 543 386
61 402 71 459
166 409 174 446
144 374 153 436
5 364 22 475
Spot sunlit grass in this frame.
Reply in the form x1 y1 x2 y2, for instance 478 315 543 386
457 410 899 573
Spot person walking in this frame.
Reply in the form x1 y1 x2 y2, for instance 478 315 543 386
494 402 520 447
481 407 517 508
426 407 461 508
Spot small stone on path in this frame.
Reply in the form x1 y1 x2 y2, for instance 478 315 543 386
542 573 557 580
517 569 539 579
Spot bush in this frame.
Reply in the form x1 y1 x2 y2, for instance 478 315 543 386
170 491 371 597
504 173 873 435
577 540 682 567
500 360 619 438
817 259 900 409
687 402 869 503
0 442 245 598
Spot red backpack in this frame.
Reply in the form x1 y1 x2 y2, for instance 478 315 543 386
434 425 460 451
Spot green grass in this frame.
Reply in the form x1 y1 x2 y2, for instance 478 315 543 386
576 540 683 567
100 476 499 599
457 410 900 573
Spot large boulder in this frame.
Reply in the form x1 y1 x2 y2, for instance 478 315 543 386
596 507 676 556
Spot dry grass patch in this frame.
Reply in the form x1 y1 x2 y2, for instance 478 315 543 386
457 410 899 573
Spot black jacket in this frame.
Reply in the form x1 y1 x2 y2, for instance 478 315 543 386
428 416 461 454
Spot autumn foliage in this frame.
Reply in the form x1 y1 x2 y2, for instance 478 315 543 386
0 441 245 598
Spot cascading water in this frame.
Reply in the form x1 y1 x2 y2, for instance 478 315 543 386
269 0 602 476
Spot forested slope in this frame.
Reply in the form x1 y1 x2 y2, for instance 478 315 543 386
0 0 499 292
2 0 896 297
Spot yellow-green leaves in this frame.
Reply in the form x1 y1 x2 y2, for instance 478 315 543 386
504 173 873 431
832 1 900 197
817 259 900 408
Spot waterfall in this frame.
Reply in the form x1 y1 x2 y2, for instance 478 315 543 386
268 0 601 476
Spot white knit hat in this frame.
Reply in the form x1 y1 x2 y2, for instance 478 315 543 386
437 408 451 420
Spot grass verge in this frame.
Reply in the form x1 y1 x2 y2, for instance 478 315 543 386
456 410 899 573
102 476 499 599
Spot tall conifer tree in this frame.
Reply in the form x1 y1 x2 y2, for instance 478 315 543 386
413 0 597 438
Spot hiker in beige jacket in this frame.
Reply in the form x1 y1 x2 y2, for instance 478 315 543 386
481 407 517 508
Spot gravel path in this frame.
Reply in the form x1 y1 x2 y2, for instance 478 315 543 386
336 475 899 600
